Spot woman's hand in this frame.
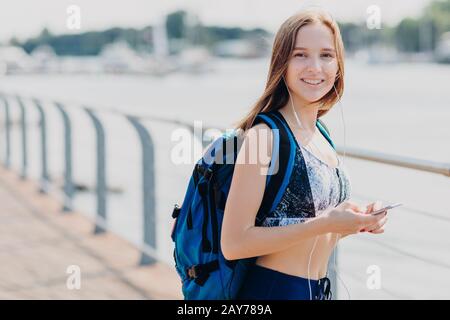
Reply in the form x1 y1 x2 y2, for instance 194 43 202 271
322 200 387 237
362 201 388 234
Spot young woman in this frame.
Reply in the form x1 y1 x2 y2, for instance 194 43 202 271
221 9 389 300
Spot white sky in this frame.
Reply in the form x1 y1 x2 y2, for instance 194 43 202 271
0 0 433 42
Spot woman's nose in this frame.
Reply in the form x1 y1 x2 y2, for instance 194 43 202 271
305 57 321 73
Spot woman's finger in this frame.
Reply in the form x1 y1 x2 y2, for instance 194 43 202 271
365 202 375 213
346 201 364 213
360 211 386 226
369 228 385 234
365 201 383 214
366 217 388 232
360 214 387 232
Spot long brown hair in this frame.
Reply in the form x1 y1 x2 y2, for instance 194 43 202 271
233 9 345 131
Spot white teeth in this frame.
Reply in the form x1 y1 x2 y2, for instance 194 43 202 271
302 79 324 85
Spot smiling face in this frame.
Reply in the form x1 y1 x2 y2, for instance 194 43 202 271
284 22 339 104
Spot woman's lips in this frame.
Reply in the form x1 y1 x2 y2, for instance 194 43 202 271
301 78 325 86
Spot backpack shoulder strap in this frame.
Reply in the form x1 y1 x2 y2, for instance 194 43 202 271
316 118 335 150
251 111 297 226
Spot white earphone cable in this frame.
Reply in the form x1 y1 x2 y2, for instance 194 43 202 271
308 236 319 300
283 76 351 300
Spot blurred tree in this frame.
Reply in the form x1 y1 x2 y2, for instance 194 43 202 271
423 0 450 50
38 28 52 41
338 22 360 52
9 37 21 47
9 2 450 56
166 10 187 39
395 18 420 52
425 0 450 33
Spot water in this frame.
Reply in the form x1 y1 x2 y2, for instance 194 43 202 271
1 58 449 299
2 58 449 160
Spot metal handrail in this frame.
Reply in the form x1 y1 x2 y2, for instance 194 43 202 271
4 92 450 178
0 93 163 265
336 146 450 177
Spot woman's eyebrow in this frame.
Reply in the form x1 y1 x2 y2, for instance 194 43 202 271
293 47 336 52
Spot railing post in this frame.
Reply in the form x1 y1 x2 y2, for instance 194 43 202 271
84 107 107 234
55 102 74 212
16 96 28 179
33 99 50 194
126 116 157 265
1 95 11 168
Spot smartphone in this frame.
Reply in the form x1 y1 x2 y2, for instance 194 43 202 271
370 203 403 215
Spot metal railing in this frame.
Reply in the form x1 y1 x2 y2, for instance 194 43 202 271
1 92 449 299
336 146 450 177
0 92 218 266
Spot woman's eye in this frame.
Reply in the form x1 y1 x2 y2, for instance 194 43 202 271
294 53 306 57
321 53 334 58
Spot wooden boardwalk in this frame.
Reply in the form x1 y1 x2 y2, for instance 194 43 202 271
0 166 182 299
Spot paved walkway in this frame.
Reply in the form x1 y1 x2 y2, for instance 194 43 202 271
0 166 182 299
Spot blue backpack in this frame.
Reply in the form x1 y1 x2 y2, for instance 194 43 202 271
170 110 334 300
